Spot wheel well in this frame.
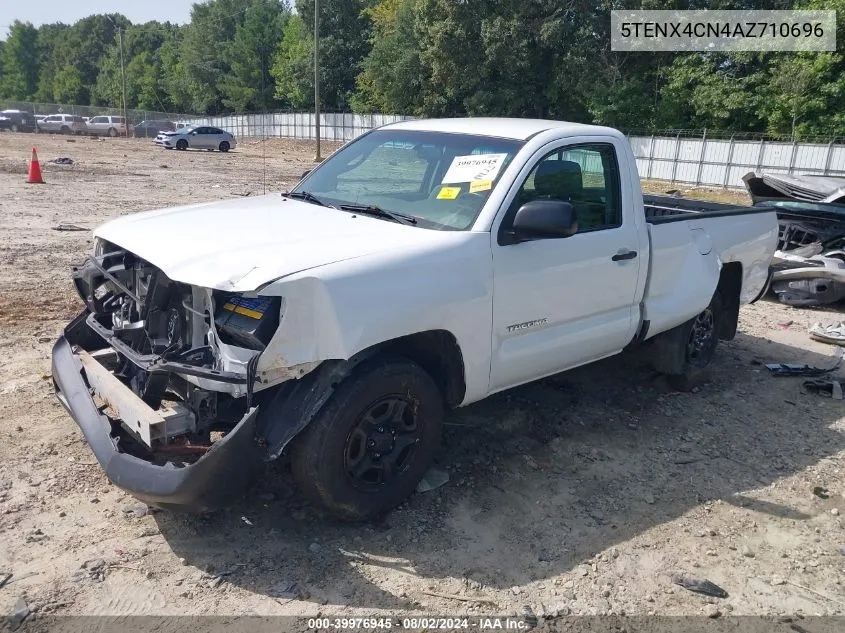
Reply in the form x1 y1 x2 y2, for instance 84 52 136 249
371 330 466 408
717 262 742 340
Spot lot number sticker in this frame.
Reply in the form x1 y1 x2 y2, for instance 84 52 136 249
442 153 507 184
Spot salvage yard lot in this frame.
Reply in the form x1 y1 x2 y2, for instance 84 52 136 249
1 133 844 620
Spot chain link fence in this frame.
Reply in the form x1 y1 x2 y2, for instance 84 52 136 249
0 100 193 125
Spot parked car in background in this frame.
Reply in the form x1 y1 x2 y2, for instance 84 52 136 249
157 125 236 152
86 115 127 137
134 120 175 138
0 110 36 133
37 114 87 135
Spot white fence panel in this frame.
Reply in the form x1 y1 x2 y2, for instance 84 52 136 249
629 134 845 189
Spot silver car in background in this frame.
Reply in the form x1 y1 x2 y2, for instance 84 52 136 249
157 125 236 152
86 115 127 137
38 114 87 135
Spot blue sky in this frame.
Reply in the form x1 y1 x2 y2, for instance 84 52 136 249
1 1 196 39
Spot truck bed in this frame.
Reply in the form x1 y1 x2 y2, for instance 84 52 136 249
644 194 773 223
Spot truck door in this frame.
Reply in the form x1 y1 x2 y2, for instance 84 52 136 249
489 139 643 391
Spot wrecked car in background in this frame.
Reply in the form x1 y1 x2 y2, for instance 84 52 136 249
745 171 845 307
52 119 777 520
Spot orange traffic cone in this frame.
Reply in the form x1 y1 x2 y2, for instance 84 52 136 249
27 147 44 184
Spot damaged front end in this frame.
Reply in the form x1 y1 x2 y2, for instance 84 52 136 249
52 240 305 511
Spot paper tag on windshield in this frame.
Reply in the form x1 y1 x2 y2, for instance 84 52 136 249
442 153 507 184
437 186 461 200
469 180 493 193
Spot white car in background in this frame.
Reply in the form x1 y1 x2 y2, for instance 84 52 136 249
157 125 236 152
86 115 127 137
37 114 87 135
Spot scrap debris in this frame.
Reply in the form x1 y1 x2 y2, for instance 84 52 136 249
416 467 449 493
52 157 73 165
671 574 729 599
803 379 845 399
744 172 845 307
809 322 845 346
765 347 843 376
51 224 88 232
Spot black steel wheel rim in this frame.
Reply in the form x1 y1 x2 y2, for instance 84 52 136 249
344 395 421 490
687 308 715 366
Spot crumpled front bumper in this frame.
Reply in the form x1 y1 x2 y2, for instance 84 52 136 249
51 333 264 512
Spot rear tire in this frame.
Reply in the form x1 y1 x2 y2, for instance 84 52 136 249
219 141 230 152
290 356 443 521
176 139 188 151
653 291 724 392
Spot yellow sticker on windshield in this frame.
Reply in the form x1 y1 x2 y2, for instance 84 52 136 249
469 179 492 193
437 186 461 200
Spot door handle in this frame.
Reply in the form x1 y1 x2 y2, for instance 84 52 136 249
612 250 638 262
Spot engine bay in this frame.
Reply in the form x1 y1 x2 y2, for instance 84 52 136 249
70 240 280 454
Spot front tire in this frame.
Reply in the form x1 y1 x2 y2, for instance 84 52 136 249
108 127 117 137
60 126 70 135
176 139 188 151
290 357 443 521
10 123 19 133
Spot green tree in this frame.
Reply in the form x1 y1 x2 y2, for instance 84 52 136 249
271 14 314 108
220 0 290 111
172 0 253 113
351 0 424 114
52 64 84 103
274 0 372 110
0 21 39 100
93 21 181 111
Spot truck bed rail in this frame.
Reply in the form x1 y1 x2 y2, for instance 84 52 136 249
644 194 773 224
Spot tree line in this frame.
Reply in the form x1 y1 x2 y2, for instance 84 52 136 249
0 0 843 139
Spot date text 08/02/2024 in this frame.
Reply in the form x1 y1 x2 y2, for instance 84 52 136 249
307 617 532 630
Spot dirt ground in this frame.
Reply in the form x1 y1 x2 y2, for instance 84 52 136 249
1 132 844 624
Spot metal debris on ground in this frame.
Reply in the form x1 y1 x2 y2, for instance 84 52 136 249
51 224 88 232
813 486 830 499
765 347 844 376
803 378 845 400
52 157 73 165
269 580 297 599
8 598 30 631
671 574 729 598
810 322 845 346
240 516 253 526
0 572 12 589
416 467 450 493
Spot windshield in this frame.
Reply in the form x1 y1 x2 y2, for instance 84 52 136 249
292 129 524 230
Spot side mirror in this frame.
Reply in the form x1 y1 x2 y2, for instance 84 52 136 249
511 200 577 242
301 169 311 180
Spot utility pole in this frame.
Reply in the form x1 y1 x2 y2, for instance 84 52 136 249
117 27 128 136
314 0 321 162
106 16 129 137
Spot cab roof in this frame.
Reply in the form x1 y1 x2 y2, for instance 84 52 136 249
382 117 616 141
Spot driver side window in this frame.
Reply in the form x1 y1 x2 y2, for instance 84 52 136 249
503 143 622 235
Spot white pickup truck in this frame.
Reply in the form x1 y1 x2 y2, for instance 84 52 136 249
53 118 778 518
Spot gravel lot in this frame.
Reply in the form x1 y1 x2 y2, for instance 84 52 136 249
0 132 844 624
